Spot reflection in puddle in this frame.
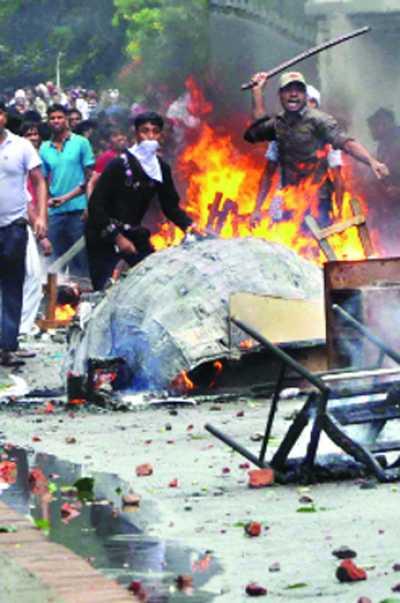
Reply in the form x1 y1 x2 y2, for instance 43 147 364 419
0 447 221 601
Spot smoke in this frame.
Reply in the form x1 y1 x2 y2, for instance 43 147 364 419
318 12 398 144
333 285 400 373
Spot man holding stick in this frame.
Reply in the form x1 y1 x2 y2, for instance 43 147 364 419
245 71 388 225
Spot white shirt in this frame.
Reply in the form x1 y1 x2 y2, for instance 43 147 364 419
0 130 41 227
76 98 90 120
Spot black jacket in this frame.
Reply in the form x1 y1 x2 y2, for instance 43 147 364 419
86 150 192 246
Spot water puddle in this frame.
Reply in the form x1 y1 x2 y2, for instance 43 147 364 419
0 447 221 601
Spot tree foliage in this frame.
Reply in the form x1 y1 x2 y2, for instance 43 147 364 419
0 0 210 93
0 0 126 89
113 0 210 95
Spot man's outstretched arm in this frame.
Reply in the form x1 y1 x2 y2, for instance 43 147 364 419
343 139 389 180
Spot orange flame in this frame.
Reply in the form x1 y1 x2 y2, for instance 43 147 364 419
239 339 254 350
151 78 382 264
209 359 224 388
213 360 223 375
55 304 76 321
171 370 195 393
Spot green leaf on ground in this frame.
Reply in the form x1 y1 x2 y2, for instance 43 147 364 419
233 521 246 528
285 582 308 589
34 518 50 534
296 505 317 513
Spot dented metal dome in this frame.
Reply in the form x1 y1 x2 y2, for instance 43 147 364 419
68 237 323 390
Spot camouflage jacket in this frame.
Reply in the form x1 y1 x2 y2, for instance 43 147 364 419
244 107 352 183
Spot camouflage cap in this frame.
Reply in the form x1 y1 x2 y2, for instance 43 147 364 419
279 71 307 90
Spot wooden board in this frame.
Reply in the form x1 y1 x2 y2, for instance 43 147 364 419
230 293 326 344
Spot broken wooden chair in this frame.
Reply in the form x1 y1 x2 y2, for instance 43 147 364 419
305 198 374 261
205 297 400 482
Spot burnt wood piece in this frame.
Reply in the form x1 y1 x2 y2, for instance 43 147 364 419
215 199 238 233
206 192 223 230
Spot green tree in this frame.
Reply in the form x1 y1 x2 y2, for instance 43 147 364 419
0 0 126 89
113 0 210 97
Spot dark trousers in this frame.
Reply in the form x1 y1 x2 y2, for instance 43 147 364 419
87 228 154 291
48 210 88 276
0 221 28 351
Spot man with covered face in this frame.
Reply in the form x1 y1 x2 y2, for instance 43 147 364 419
245 71 388 226
86 111 196 290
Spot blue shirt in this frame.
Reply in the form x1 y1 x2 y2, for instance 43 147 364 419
40 133 94 214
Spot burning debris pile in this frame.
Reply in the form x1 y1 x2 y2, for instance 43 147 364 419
67 237 322 391
149 77 380 262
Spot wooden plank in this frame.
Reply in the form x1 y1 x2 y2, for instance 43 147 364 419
0 502 137 603
230 293 326 344
318 213 365 238
46 272 58 320
206 191 223 229
304 215 336 261
351 198 374 257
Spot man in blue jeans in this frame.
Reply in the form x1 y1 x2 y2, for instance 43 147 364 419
0 101 47 366
40 103 94 276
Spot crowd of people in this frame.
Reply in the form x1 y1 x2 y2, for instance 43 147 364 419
0 81 198 366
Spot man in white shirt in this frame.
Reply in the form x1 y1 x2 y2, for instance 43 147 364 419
0 101 47 366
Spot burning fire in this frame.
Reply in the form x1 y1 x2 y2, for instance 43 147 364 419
239 339 254 350
209 359 224 388
171 370 195 393
151 78 381 264
55 304 76 321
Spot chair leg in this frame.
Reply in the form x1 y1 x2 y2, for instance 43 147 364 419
322 413 388 481
303 417 323 471
259 363 286 464
271 395 316 471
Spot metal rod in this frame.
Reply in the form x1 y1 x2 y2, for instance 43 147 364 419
48 235 85 274
332 304 400 366
259 363 286 464
241 26 371 90
231 316 330 393
205 423 266 468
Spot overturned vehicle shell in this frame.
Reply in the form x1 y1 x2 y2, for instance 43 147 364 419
68 238 323 389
